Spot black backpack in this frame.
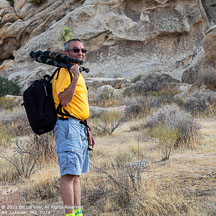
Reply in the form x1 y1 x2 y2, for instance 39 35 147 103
22 68 72 135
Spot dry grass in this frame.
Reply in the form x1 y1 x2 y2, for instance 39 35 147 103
0 159 20 182
22 177 60 202
83 119 216 215
80 117 216 215
0 110 215 215
0 121 13 148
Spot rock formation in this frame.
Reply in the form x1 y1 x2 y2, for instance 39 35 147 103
0 0 215 91
203 25 216 67
201 0 216 26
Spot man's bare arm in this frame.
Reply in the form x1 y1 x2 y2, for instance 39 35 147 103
58 64 80 107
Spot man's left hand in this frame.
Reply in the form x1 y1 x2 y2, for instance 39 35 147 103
88 129 95 149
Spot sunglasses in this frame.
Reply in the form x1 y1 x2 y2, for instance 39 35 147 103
67 48 87 54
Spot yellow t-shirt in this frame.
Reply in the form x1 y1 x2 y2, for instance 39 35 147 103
52 67 89 120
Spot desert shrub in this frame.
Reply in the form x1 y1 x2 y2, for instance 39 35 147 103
129 124 141 132
0 132 56 178
90 111 125 135
58 27 73 43
84 157 200 216
124 95 171 119
183 89 216 116
124 96 158 119
124 85 181 119
0 76 20 97
125 96 149 118
150 124 178 160
29 132 56 162
131 74 142 83
148 85 180 97
95 90 113 106
0 148 39 178
0 96 18 110
145 104 200 149
87 151 147 214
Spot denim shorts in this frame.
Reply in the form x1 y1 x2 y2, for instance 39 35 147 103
54 118 89 176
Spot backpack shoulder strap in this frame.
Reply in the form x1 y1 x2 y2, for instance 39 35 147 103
48 67 61 83
51 67 72 82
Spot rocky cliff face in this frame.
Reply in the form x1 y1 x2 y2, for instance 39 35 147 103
201 0 216 25
0 0 215 90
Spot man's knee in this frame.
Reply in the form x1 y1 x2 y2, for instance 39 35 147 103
61 174 80 181
73 175 80 184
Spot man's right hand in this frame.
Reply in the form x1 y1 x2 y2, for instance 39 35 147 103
70 64 80 79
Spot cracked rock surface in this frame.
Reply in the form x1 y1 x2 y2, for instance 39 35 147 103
0 0 215 91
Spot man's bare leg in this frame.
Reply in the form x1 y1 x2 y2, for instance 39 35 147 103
73 175 81 207
60 174 75 214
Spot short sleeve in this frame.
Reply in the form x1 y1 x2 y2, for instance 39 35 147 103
55 68 71 96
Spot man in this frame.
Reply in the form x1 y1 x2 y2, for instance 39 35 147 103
52 39 95 216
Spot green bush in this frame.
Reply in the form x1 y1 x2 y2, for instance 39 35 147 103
30 0 46 5
0 76 20 97
131 74 142 83
7 0 14 7
150 124 178 160
58 27 73 43
183 89 216 116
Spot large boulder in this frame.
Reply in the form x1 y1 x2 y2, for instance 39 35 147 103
14 0 42 19
0 0 18 27
182 88 216 115
0 0 83 62
95 85 123 106
203 25 216 67
181 27 216 90
90 106 105 117
181 47 216 90
201 0 216 25
181 49 208 84
86 77 129 91
86 77 129 104
0 0 18 60
124 72 180 96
